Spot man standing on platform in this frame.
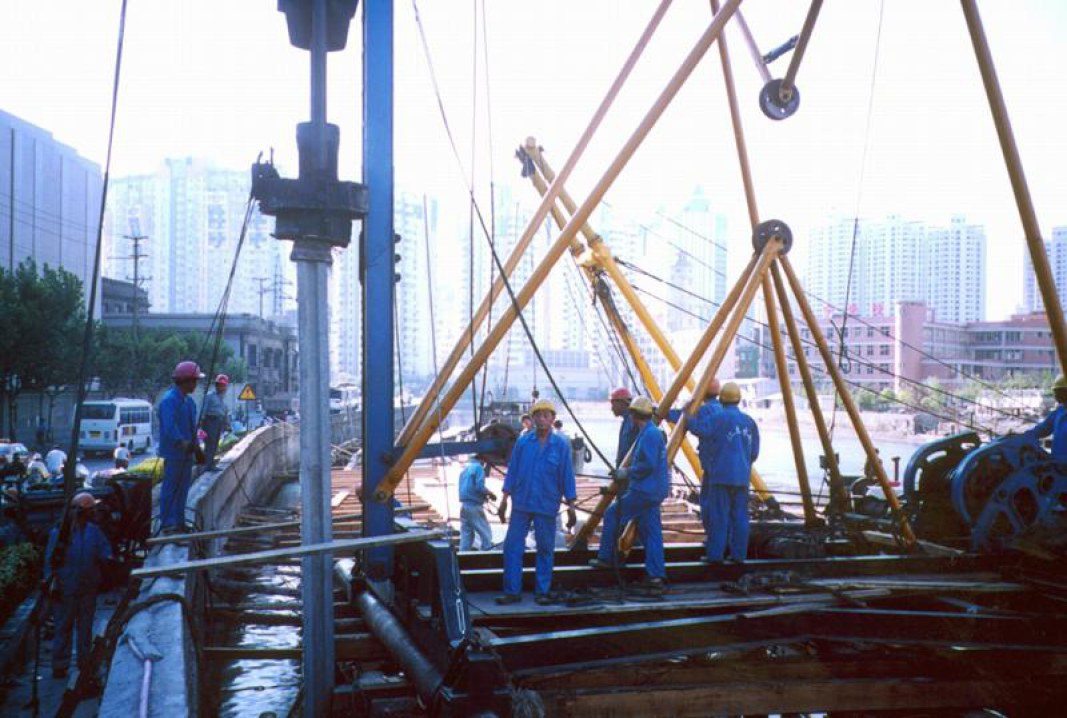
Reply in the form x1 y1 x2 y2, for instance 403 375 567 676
459 455 496 551
201 374 231 469
157 361 205 533
689 382 759 563
589 396 669 593
496 399 577 605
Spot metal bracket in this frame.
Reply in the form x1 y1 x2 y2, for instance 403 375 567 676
759 78 801 120
752 219 793 255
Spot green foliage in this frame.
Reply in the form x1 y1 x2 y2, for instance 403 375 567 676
0 542 43 626
95 327 247 401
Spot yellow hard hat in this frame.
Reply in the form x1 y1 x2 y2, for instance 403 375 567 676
720 382 742 404
1054 375 1067 392
629 396 656 417
530 398 557 416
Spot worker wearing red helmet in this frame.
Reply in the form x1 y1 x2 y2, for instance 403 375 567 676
202 373 232 469
610 387 638 466
157 361 205 532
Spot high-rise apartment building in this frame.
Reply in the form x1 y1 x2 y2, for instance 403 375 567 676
1023 226 1067 313
0 109 103 313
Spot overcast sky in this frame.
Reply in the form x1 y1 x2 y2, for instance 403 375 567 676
3 1 1067 320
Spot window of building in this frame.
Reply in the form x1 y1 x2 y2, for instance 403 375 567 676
880 345 890 357
248 344 258 367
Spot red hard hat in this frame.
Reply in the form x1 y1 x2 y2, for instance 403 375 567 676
610 387 633 402
173 361 205 381
215 374 230 386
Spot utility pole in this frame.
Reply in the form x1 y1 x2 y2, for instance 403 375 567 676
122 233 149 342
253 276 270 318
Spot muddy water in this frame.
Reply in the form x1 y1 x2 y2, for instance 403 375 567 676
211 481 304 717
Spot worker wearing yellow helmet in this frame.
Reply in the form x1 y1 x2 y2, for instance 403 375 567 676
1027 375 1067 460
496 397 578 606
590 396 669 592
689 382 759 563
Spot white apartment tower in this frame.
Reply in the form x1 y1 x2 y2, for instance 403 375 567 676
1023 226 1067 313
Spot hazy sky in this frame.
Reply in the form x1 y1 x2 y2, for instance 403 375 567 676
3 1 1067 320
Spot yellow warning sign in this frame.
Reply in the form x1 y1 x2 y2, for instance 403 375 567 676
238 384 257 401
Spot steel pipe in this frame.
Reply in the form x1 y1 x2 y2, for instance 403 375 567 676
377 0 744 501
356 589 443 706
394 0 674 448
779 256 916 545
961 0 1067 378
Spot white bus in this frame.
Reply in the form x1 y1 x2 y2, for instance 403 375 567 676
79 398 154 455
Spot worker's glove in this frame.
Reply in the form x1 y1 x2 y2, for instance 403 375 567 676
566 506 577 530
485 491 498 503
194 446 206 465
497 500 508 524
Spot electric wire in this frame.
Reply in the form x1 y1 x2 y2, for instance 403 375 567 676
413 0 615 469
475 0 496 424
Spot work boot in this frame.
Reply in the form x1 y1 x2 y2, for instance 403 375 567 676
534 593 555 606
587 558 610 570
494 594 521 606
638 576 666 595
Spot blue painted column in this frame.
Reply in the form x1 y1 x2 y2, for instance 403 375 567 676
362 0 395 580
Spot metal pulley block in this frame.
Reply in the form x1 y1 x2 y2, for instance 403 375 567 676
752 219 793 255
759 78 801 120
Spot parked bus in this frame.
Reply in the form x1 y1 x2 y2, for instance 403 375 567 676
79 398 154 455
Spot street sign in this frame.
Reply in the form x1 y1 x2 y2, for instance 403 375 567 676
238 384 257 401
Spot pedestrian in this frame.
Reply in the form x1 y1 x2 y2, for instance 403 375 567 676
157 361 205 533
44 492 113 678
113 446 130 471
589 396 668 593
687 382 759 563
45 444 67 479
458 455 497 551
520 414 533 434
1027 375 1067 460
202 374 232 468
610 387 638 466
496 399 577 605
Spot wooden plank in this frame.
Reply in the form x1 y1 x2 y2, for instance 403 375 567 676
862 530 964 557
133 529 445 578
146 504 428 546
331 489 351 508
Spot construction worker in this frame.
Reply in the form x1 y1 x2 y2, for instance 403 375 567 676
458 455 497 551
113 445 131 471
590 396 668 592
1028 375 1067 461
690 382 759 563
44 492 112 678
45 444 67 479
667 378 722 465
158 361 205 533
202 373 231 468
496 399 578 605
610 387 638 466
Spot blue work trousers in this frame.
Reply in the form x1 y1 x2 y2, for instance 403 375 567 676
597 492 665 579
705 484 750 561
460 503 493 551
202 415 223 468
160 458 193 530
52 592 97 672
502 509 556 596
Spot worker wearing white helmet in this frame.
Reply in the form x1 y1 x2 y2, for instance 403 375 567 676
113 445 130 470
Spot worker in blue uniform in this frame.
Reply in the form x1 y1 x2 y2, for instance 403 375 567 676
158 361 205 533
667 377 722 471
689 382 759 563
458 455 497 551
1028 375 1067 460
590 396 669 592
610 387 638 465
496 399 578 605
45 492 113 678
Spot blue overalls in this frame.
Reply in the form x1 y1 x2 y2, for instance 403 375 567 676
157 386 197 530
616 412 639 466
45 521 112 673
1028 404 1067 460
688 404 760 561
501 431 577 596
458 459 493 551
597 421 669 579
668 397 722 471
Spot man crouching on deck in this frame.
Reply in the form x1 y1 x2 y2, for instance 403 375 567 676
495 399 577 606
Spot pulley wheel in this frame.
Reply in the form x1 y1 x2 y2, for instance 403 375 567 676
752 219 793 255
476 421 520 467
759 78 800 121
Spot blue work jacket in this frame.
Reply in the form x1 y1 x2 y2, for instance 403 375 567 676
459 460 490 506
45 521 112 594
157 386 197 460
616 413 639 466
688 404 759 487
668 398 722 469
1029 404 1067 460
627 421 669 502
503 431 577 516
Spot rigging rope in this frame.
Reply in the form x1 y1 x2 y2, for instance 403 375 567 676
412 0 615 469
